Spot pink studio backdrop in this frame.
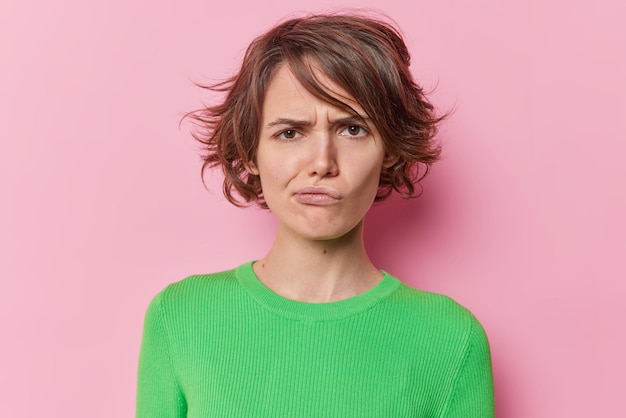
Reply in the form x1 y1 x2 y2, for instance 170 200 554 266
1 0 624 416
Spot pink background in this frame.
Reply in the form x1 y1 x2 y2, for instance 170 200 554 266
1 0 625 416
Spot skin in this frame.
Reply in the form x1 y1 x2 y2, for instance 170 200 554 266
248 64 389 303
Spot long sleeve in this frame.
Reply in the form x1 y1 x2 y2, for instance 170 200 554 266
136 293 187 418
135 266 495 417
439 318 495 417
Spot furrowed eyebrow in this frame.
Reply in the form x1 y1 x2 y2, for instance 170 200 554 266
265 115 371 129
265 118 312 129
331 116 371 126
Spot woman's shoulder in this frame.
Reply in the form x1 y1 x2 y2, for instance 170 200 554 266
147 264 246 312
385 278 488 337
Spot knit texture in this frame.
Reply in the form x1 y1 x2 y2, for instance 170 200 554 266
136 262 494 417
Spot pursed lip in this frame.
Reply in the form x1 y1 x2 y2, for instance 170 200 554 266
294 186 342 205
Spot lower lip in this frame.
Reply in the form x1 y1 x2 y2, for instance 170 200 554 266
294 193 340 205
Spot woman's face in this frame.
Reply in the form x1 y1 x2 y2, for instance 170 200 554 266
249 65 386 242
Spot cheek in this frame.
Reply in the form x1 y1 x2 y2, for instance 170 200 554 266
256 160 291 200
259 151 304 182
349 154 385 183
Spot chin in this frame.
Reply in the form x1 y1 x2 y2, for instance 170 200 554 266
296 220 365 242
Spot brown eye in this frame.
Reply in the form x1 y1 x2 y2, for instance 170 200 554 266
277 129 302 140
340 125 368 138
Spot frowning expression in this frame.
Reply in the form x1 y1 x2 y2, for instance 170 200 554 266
249 65 387 241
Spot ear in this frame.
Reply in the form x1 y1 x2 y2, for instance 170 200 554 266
245 161 259 176
382 154 399 168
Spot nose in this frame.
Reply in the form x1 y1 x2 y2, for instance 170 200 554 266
308 131 339 178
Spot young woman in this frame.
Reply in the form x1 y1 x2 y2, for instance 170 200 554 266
137 13 494 417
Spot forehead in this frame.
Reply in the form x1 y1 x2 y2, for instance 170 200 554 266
261 64 367 119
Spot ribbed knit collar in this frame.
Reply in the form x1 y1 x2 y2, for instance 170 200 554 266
236 261 402 322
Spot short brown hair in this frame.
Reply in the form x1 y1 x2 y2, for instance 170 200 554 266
187 13 443 207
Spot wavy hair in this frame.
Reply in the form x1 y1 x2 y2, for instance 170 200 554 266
187 13 444 207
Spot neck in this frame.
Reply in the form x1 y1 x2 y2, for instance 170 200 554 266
253 220 382 303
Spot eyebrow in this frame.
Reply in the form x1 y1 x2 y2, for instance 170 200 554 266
265 118 312 129
265 115 371 129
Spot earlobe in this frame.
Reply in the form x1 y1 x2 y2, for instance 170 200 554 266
246 161 259 175
382 154 399 168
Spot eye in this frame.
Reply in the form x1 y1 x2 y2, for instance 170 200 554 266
339 125 368 138
276 129 302 140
